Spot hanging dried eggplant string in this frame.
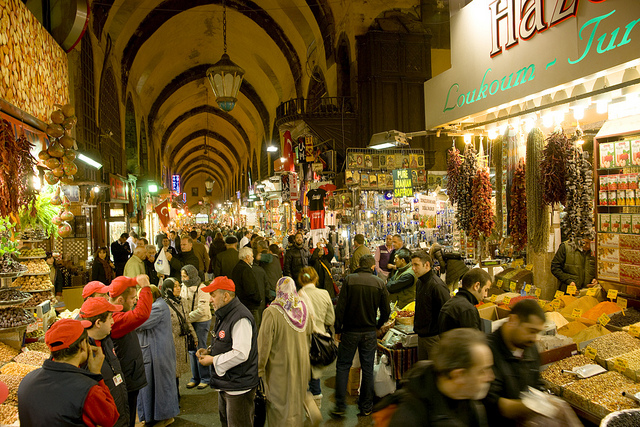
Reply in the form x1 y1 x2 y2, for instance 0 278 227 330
470 167 495 240
447 145 462 204
0 120 22 218
526 128 549 253
492 136 503 238
563 144 580 250
510 159 527 251
15 134 37 217
541 131 572 207
456 144 478 234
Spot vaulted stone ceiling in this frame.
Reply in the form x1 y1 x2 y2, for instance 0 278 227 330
93 0 418 197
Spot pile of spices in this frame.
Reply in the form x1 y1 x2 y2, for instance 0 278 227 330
559 296 599 318
546 311 570 330
583 301 622 321
587 332 640 360
558 321 588 338
571 324 610 344
609 308 640 328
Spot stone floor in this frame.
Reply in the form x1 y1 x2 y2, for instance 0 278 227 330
161 361 373 427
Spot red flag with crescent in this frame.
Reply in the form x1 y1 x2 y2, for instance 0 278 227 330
282 130 295 172
155 199 170 227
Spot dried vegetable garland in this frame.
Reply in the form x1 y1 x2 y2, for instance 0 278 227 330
0 119 37 218
455 145 477 234
492 136 504 237
447 146 462 204
16 135 37 217
541 132 572 206
470 168 495 239
526 128 549 253
562 144 595 250
510 159 527 251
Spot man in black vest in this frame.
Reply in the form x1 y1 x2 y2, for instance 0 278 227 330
79 296 129 427
18 318 120 426
109 275 153 427
197 276 259 427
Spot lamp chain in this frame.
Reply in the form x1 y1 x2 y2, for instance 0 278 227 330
222 0 227 54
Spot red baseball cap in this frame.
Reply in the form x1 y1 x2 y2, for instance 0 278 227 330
0 381 7 405
202 276 235 293
108 276 138 298
79 297 123 318
45 318 92 352
82 281 110 299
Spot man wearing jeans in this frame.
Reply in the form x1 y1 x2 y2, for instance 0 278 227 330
331 255 390 418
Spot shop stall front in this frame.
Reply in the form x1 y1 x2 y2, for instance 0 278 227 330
419 0 640 423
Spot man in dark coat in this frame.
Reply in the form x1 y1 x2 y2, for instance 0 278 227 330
551 236 597 292
111 233 131 277
215 236 239 278
166 237 200 278
231 247 262 324
438 268 492 335
283 232 310 287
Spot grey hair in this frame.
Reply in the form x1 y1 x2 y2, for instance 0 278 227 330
432 328 488 377
239 247 253 260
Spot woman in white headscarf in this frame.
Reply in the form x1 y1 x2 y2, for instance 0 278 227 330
258 276 313 426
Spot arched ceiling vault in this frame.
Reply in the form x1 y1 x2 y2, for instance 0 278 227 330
183 171 223 193
173 144 236 175
183 168 225 189
181 161 228 187
169 129 240 169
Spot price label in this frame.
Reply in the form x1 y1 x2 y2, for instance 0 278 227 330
535 288 542 298
551 299 561 310
571 308 583 319
497 279 504 288
615 358 629 373
510 282 516 292
598 313 611 326
555 290 565 299
567 285 577 295
538 300 547 308
513 258 524 267
525 264 534 271
525 284 532 293
586 288 598 297
490 294 497 303
618 297 628 310
585 346 597 360
608 289 619 300
504 296 512 306
629 325 640 338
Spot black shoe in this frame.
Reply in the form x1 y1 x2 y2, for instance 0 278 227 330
329 408 346 419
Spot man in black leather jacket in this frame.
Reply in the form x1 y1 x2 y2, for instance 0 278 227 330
283 232 310 287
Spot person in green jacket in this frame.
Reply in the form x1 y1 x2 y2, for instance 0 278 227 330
551 236 597 292
349 234 371 273
386 248 417 309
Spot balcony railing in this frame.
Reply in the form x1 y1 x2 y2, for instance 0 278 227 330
276 97 355 123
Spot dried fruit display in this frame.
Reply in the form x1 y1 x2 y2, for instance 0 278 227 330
25 342 50 353
0 342 19 362
447 146 462 204
13 350 48 366
0 119 37 218
510 160 527 251
0 307 35 329
470 168 495 239
541 131 572 206
455 145 477 234
562 143 595 250
0 362 38 377
0 374 22 405
0 404 18 425
20 259 49 274
12 275 53 291
526 128 549 253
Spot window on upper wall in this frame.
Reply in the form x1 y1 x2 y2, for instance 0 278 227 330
99 68 123 176
79 36 98 182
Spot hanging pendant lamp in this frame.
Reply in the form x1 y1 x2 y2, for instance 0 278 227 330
206 0 244 112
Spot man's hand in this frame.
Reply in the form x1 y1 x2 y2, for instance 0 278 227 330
387 263 396 270
569 281 576 288
196 348 210 358
166 252 172 261
197 353 214 367
136 274 150 288
334 333 341 344
256 253 262 261
87 345 105 375
588 279 599 288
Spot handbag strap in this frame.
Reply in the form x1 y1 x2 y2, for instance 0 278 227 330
190 283 201 312
165 297 189 331
320 261 339 295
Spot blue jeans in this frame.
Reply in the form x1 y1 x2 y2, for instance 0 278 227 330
334 330 377 413
309 378 321 396
189 319 211 384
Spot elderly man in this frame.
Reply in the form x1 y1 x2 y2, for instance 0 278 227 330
197 277 259 427
123 246 146 278
231 247 262 325
388 328 494 426
386 234 405 273
143 245 160 285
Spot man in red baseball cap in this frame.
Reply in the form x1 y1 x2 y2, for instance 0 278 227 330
108 274 153 426
82 281 110 300
80 297 129 427
18 318 120 426
197 277 259 427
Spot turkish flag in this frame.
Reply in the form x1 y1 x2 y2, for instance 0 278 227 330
155 199 170 228
282 130 295 172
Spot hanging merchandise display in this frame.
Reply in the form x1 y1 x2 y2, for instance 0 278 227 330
446 145 461 204
526 128 549 254
0 120 38 219
492 136 504 238
563 140 595 250
509 160 527 252
455 145 477 234
541 132 572 207
469 167 495 240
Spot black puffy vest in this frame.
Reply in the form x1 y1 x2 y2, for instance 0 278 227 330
93 336 130 426
113 330 147 391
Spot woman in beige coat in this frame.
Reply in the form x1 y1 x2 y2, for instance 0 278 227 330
258 276 313 427
298 267 335 409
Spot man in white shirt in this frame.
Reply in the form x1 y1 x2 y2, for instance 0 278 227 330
127 231 138 253
197 277 259 427
239 231 252 249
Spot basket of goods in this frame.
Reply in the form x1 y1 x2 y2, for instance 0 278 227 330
0 307 36 329
395 310 415 333
0 289 32 307
13 275 53 292
20 259 49 275
17 247 46 258
601 409 640 426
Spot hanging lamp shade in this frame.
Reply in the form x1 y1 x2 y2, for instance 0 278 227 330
206 54 245 112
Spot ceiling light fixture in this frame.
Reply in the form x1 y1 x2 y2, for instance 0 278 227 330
78 153 102 169
206 0 244 112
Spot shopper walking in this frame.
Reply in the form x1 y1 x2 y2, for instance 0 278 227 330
180 264 212 390
258 276 313 426
197 277 259 427
298 267 335 409
136 286 179 427
123 246 146 278
231 247 262 325
214 236 239 278
92 246 115 285
111 233 131 277
331 255 390 418
190 230 210 281
283 232 311 287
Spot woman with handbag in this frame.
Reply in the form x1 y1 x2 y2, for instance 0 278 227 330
258 277 314 427
297 267 335 410
160 278 198 398
180 264 212 390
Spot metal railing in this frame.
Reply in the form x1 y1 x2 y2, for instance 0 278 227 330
276 96 355 121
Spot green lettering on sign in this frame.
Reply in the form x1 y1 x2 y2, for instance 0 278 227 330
393 169 414 198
